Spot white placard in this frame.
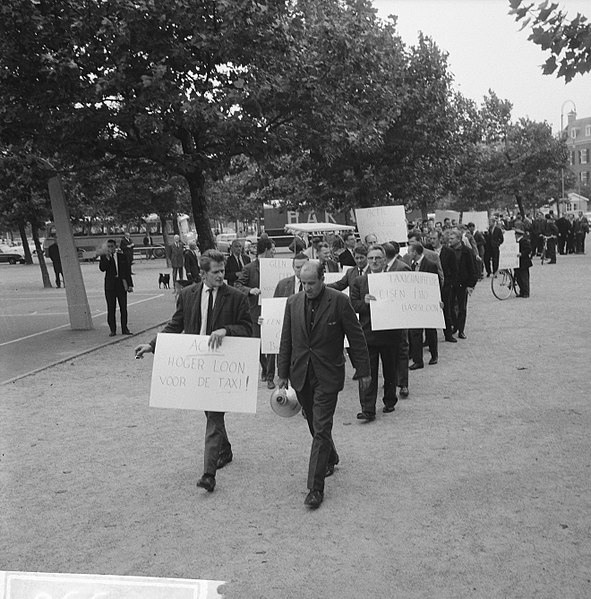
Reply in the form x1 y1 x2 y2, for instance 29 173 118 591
367 272 445 330
461 211 489 231
149 334 260 413
355 206 407 243
261 297 288 354
259 258 294 299
435 210 460 225
498 237 520 269
324 271 349 296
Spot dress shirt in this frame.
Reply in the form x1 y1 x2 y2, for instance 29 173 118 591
200 285 218 335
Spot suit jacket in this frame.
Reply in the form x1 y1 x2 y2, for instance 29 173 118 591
386 256 411 272
235 258 261 320
338 248 356 267
168 242 185 268
184 250 200 283
517 237 533 269
327 265 366 292
322 259 340 273
277 286 370 393
274 275 299 298
439 246 457 288
225 253 251 286
149 282 252 351
99 251 133 291
486 225 504 249
350 275 399 346
402 248 443 286
453 245 479 287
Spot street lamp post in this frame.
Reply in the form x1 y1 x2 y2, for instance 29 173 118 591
560 99 577 217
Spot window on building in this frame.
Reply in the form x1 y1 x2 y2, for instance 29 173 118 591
586 125 591 136
571 129 577 139
581 171 590 185
581 149 588 164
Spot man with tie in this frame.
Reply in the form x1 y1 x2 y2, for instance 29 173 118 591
225 239 250 286
327 244 368 292
134 250 252 493
273 253 309 297
278 261 371 509
168 234 185 285
338 233 357 267
99 239 134 337
183 241 201 284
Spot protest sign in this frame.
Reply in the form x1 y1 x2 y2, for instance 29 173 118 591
435 210 460 225
149 334 260 413
259 258 294 299
354 206 407 243
324 271 349 295
461 211 489 231
367 271 444 330
498 236 520 269
261 297 288 354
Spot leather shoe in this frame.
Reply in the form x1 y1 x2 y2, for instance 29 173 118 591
109 331 116 337
266 379 276 389
458 332 467 339
357 411 375 421
196 474 216 492
326 463 336 477
409 363 423 370
216 451 233 469
399 386 409 398
304 490 323 509
429 357 438 365
122 329 132 335
445 336 457 343
382 405 395 413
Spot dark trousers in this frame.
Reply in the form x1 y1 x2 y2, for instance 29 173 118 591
409 328 437 366
558 234 567 255
442 285 454 338
546 238 557 262
253 321 275 381
105 282 128 333
576 232 586 254
484 247 500 274
359 344 398 415
450 285 469 335
514 267 530 297
172 266 184 284
203 411 231 476
396 329 409 388
52 264 63 287
295 365 339 492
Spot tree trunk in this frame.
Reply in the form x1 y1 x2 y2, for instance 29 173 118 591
31 224 52 288
159 214 171 268
18 221 34 264
186 170 216 252
172 211 180 235
515 194 526 218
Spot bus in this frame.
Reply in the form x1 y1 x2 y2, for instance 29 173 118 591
43 214 196 260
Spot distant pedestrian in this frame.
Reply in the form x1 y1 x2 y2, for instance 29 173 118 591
168 234 185 285
143 231 154 259
514 228 532 298
184 241 201 284
47 239 63 288
120 232 135 270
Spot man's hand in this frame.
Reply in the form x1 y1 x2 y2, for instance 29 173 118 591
249 288 261 296
439 300 445 310
358 376 372 392
277 377 289 389
257 316 264 326
208 328 227 349
467 287 474 296
364 293 376 304
134 344 153 359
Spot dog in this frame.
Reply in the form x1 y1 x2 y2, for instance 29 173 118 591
158 273 170 289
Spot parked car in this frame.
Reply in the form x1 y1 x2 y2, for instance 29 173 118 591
215 233 238 253
0 246 26 264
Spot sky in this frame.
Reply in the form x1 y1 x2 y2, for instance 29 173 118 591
372 0 591 133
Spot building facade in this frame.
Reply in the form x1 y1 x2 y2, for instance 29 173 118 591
565 111 591 191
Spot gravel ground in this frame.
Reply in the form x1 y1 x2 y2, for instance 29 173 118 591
1 253 590 598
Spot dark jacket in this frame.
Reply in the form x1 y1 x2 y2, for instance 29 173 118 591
99 251 133 291
225 253 251 286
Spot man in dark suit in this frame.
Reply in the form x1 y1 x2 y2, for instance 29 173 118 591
277 262 371 509
350 245 402 420
120 232 135 270
514 228 532 298
406 242 440 369
317 242 339 273
225 239 251 286
384 241 410 273
429 230 458 343
327 244 368 292
134 250 252 493
47 239 64 288
168 234 185 285
183 241 201 284
235 238 276 388
143 231 154 260
484 217 504 275
99 239 134 336
338 232 357 267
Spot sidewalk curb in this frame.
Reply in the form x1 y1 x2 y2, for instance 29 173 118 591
1 322 168 386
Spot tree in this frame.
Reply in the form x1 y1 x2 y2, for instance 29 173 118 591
509 0 591 82
0 0 409 250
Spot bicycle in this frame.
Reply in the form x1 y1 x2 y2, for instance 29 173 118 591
491 268 515 300
539 234 556 264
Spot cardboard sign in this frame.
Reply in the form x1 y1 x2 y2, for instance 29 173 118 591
259 258 294 299
367 271 444 330
461 211 489 231
260 297 288 354
324 271 350 296
498 236 520 269
354 206 407 243
149 334 260 413
435 210 460 226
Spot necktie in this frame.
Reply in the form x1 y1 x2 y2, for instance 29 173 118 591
237 255 243 270
412 261 418 271
298 280 303 292
205 288 214 334
359 268 363 277
112 255 117 277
